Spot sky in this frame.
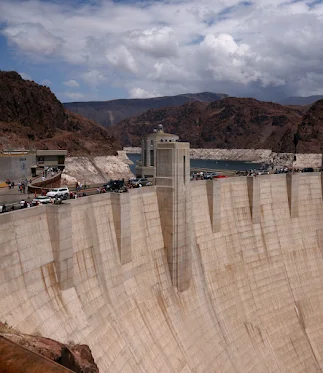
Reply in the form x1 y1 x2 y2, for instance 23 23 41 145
0 0 323 102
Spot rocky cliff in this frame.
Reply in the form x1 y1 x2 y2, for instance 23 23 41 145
115 97 306 152
0 71 118 155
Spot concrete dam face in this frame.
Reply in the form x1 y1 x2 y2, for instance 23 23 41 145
2 149 323 371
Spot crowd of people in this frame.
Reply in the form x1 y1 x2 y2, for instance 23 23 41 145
5 178 32 193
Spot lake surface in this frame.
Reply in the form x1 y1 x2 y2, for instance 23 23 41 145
127 154 263 175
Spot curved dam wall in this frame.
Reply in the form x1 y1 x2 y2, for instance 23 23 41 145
1 174 323 372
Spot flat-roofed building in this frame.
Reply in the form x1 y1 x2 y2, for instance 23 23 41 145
36 150 67 169
0 149 67 182
135 124 179 178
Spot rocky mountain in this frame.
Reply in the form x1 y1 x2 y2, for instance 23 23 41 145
296 99 323 153
63 92 227 127
0 71 119 155
115 97 306 152
279 95 323 105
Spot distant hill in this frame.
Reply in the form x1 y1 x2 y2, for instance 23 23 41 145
114 97 305 152
279 95 323 105
63 92 228 127
0 71 118 155
296 99 323 153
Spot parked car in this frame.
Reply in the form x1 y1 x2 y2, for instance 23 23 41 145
0 205 7 213
32 195 53 205
130 178 151 187
302 167 314 172
104 180 126 192
204 172 218 179
136 178 152 186
258 170 269 175
46 187 69 199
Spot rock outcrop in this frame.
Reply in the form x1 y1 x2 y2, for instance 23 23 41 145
0 71 118 155
62 155 133 185
0 323 98 372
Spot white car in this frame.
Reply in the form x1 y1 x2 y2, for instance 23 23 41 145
46 187 69 199
0 205 7 213
32 195 53 205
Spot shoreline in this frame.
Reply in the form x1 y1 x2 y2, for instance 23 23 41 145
123 147 323 168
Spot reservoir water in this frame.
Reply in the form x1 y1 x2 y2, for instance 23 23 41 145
127 154 263 175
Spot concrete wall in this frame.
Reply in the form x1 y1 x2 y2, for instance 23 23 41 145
0 154 36 182
1 174 323 372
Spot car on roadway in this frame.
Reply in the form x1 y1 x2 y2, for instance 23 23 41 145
257 170 270 175
32 195 53 205
0 205 7 213
132 178 152 187
46 187 69 199
204 172 218 179
302 167 314 172
104 180 126 192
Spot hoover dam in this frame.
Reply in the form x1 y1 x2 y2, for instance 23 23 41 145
1 139 323 372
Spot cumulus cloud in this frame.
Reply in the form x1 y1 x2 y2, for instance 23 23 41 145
105 46 137 74
0 0 323 100
128 27 178 58
41 79 51 86
63 79 80 88
4 22 63 57
18 72 32 80
129 88 161 99
63 92 85 101
81 70 108 87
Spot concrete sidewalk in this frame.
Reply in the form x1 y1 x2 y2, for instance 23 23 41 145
0 186 34 205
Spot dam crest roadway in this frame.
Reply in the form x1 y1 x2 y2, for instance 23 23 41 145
1 132 323 372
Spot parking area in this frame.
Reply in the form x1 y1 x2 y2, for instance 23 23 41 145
0 177 154 213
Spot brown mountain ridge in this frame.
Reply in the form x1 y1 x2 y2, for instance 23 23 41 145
115 97 312 152
2 71 322 155
63 92 228 127
0 71 119 155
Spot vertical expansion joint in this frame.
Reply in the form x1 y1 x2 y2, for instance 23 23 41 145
46 204 74 290
207 180 221 233
247 176 261 224
287 173 299 218
155 141 192 292
111 193 132 265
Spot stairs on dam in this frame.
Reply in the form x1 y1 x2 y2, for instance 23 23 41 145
2 139 323 372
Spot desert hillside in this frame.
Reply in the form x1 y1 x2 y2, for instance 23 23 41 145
0 71 119 155
115 97 308 152
295 99 323 153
